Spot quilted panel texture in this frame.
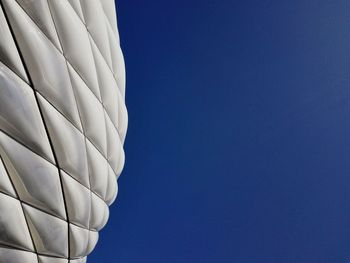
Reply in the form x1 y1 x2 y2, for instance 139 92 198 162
0 0 127 262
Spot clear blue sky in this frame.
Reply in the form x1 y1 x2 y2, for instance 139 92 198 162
90 1 350 262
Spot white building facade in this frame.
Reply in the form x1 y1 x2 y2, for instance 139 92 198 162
0 0 127 262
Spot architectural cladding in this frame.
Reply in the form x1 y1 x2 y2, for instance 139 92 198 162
0 0 127 262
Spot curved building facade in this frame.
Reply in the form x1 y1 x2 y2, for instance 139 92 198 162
0 0 127 262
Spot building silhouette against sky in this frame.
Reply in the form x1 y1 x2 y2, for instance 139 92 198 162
0 0 126 262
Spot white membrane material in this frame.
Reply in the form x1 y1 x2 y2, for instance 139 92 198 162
0 0 127 261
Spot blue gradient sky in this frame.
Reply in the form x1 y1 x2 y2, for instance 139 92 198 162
90 1 350 262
